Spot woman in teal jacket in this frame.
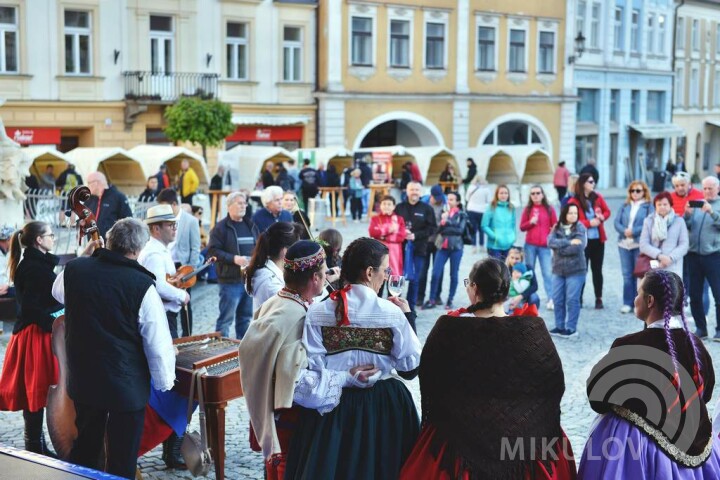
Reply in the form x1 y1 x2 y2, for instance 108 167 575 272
481 185 516 260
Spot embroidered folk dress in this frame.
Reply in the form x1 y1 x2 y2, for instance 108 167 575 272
284 284 422 480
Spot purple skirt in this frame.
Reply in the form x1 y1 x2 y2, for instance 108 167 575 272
578 413 720 479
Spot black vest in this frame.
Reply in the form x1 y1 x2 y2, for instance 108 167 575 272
63 249 155 411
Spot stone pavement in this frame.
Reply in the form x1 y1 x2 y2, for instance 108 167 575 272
1 194 719 479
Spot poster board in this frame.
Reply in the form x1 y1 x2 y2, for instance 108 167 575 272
371 151 393 184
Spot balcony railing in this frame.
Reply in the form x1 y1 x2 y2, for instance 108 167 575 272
123 71 219 103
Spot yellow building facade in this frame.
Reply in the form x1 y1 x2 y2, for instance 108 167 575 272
317 0 575 181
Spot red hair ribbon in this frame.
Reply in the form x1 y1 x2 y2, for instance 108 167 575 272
512 303 539 317
329 284 353 326
447 307 469 317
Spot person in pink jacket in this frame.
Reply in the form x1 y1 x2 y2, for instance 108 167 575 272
520 185 558 310
369 195 407 278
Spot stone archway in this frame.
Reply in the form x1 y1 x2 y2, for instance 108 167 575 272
352 111 445 150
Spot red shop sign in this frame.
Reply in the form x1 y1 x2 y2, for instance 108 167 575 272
5 127 62 145
226 126 303 142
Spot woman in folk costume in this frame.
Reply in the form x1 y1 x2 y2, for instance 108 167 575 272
401 257 576 480
239 241 376 480
285 237 422 480
368 195 407 277
578 270 720 478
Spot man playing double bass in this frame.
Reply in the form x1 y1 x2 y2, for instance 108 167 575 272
51 218 176 479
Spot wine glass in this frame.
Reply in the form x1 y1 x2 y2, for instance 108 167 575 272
388 275 405 297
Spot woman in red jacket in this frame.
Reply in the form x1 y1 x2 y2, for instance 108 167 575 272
569 173 611 309
520 185 558 310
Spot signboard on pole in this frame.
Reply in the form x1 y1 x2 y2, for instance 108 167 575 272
371 151 392 184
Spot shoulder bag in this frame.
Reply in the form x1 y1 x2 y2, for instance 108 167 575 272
181 367 214 477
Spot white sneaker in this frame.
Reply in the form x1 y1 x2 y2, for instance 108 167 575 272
620 305 632 314
546 300 554 311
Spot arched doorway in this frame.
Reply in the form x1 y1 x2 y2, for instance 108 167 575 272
352 112 445 150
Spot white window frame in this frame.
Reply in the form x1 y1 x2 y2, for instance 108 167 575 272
657 14 666 55
423 10 449 71
691 67 699 106
506 17 529 75
589 2 601 49
387 7 413 70
630 9 640 52
577 1 587 42
282 25 302 82
226 21 249 80
347 3 377 70
647 13 654 54
716 23 720 57
676 16 685 51
536 21 558 76
64 10 92 75
0 6 18 73
674 67 684 107
475 14 499 73
614 7 624 51
692 19 700 52
714 69 720 107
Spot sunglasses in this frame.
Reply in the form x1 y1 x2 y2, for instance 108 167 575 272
630 189 644 194
530 191 543 196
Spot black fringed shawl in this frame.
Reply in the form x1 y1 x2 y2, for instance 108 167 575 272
420 315 566 480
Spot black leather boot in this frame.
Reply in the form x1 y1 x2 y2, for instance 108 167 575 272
163 433 187 470
23 409 57 458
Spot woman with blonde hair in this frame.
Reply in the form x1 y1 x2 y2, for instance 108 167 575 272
481 185 516 260
613 180 653 313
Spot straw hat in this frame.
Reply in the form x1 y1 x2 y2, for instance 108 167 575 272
144 204 178 224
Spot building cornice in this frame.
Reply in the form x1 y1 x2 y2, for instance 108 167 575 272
314 91 576 103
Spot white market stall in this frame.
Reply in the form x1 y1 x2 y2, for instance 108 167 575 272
24 147 71 187
65 147 147 196
130 145 210 190
219 145 294 192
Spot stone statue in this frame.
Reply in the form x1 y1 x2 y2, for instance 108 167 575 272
0 99 29 201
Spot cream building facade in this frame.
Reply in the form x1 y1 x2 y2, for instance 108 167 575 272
672 0 720 176
317 0 576 183
0 0 317 169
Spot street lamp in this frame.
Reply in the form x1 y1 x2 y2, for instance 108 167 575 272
568 31 586 64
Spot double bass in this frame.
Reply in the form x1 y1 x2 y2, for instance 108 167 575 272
46 185 100 459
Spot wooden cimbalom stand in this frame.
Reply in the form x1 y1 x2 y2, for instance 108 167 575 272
174 333 243 480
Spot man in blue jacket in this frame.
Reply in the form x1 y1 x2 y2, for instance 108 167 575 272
84 172 133 238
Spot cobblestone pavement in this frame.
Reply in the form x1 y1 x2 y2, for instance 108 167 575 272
1 195 719 479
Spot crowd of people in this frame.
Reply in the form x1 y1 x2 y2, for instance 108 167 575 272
4 155 720 479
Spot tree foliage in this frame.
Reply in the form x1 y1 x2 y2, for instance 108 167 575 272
163 97 235 162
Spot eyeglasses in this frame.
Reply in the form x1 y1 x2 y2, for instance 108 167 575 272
373 266 393 276
463 278 474 287
162 222 178 230
530 191 543 196
630 189 644 194
41 233 55 239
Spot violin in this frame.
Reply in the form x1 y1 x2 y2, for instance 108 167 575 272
47 185 100 459
167 256 217 289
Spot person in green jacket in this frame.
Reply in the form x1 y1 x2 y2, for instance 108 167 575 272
481 185 516 260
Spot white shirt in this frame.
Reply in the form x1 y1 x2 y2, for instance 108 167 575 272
52 270 176 391
139 237 186 313
303 284 421 381
466 184 492 213
0 247 8 286
250 260 285 314
647 316 684 329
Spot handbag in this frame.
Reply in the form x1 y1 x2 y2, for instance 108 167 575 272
181 367 214 477
633 253 653 279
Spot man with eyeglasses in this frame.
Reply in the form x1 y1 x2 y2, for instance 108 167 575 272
84 172 132 238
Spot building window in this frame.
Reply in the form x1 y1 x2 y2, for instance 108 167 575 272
647 91 664 122
610 89 620 122
716 24 720 55
577 88 599 123
657 15 666 55
590 3 600 48
351 16 372 66
425 22 445 69
577 1 586 42
676 17 685 50
714 70 720 107
150 15 173 75
0 6 17 73
477 26 495 71
631 90 640 122
691 68 699 106
692 19 699 52
282 26 302 81
538 31 554 73
674 67 684 107
631 9 640 52
647 14 654 53
64 10 91 75
614 7 624 50
389 20 410 68
509 29 526 72
226 22 248 80
483 121 544 146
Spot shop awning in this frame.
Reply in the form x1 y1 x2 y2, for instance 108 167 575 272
231 114 311 126
630 124 685 139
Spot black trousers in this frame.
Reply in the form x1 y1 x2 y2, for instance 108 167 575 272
174 263 193 337
166 310 179 339
70 402 145 480
555 186 567 200
181 193 194 205
417 244 443 303
350 197 363 219
583 238 605 300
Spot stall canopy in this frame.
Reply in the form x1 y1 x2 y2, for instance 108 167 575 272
516 147 554 184
130 145 209 189
23 147 71 183
404 146 458 186
218 145 293 191
293 147 354 173
65 148 147 196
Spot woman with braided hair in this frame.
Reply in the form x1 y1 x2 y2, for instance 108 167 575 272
401 257 576 479
284 237 422 479
578 270 720 478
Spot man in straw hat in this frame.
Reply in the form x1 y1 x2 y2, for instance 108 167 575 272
239 240 379 480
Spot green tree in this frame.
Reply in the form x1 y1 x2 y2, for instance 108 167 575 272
163 97 235 162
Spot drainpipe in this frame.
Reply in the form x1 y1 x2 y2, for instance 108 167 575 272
670 0 685 162
314 2 320 148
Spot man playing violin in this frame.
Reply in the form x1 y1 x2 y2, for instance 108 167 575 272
138 204 190 340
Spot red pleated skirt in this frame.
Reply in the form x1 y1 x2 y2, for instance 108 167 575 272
138 405 173 457
0 324 59 412
400 425 577 480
